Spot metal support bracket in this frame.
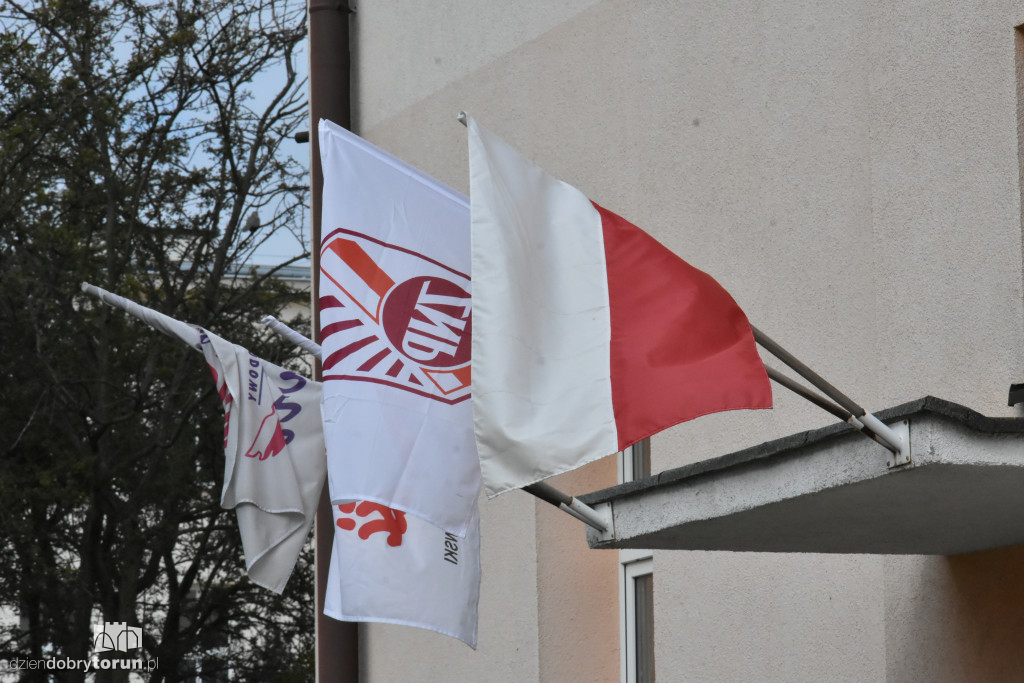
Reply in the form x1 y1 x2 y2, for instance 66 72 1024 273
885 420 911 468
591 502 616 543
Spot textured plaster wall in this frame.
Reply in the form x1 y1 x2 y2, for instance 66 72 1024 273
348 0 1024 680
349 0 603 131
657 551 885 681
885 545 1024 681
536 459 619 683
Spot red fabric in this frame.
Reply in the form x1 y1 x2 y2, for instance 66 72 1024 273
595 202 772 450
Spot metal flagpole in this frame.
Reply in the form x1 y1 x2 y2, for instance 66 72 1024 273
307 0 357 680
261 315 322 357
753 326 904 456
523 481 609 532
260 317 613 533
764 365 849 421
763 365 901 452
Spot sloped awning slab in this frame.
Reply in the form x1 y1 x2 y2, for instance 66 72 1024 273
581 397 1024 555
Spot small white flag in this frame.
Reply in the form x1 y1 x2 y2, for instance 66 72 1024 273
82 283 325 593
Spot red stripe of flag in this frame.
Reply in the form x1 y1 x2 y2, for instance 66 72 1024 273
595 202 772 451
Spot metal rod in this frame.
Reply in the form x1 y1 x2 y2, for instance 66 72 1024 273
753 326 862 416
858 412 901 451
524 481 608 533
765 365 850 421
765 364 898 452
262 315 323 358
522 481 570 507
753 326 903 454
263 318 325 364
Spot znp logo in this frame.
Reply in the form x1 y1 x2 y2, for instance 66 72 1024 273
319 229 471 404
92 621 141 653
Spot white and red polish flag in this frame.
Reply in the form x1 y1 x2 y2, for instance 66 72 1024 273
465 116 773 497
80 283 326 593
318 119 481 536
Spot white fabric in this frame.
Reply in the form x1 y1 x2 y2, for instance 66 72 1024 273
81 283 325 593
325 499 481 648
466 117 618 497
200 331 325 593
318 119 481 535
257 310 482 646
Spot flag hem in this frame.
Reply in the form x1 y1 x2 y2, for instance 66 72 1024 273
322 607 478 649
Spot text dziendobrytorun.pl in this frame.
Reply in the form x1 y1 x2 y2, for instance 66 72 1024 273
2 657 159 672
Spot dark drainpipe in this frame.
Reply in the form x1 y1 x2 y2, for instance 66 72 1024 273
308 1 358 681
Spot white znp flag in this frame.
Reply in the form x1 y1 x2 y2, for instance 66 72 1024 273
318 118 481 537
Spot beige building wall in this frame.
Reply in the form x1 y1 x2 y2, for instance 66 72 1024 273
347 1 1024 680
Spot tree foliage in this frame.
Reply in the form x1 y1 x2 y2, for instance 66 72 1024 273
0 0 314 679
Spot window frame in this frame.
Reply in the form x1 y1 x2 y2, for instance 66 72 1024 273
618 441 654 683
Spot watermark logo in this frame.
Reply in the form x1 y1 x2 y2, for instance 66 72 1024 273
2 620 158 675
92 621 141 653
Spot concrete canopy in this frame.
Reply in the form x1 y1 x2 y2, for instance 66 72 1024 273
582 397 1024 555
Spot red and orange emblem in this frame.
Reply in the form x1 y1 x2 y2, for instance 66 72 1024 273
319 228 471 404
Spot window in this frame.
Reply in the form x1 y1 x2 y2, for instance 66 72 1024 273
621 437 651 482
619 439 654 683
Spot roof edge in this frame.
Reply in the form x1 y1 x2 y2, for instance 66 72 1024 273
579 396 1024 506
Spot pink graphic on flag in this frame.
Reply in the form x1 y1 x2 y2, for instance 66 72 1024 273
244 407 287 461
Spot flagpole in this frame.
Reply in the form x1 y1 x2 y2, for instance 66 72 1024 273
261 315 323 357
753 326 904 455
763 364 901 451
523 481 609 532
764 365 849 421
308 0 357 680
80 283 202 349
